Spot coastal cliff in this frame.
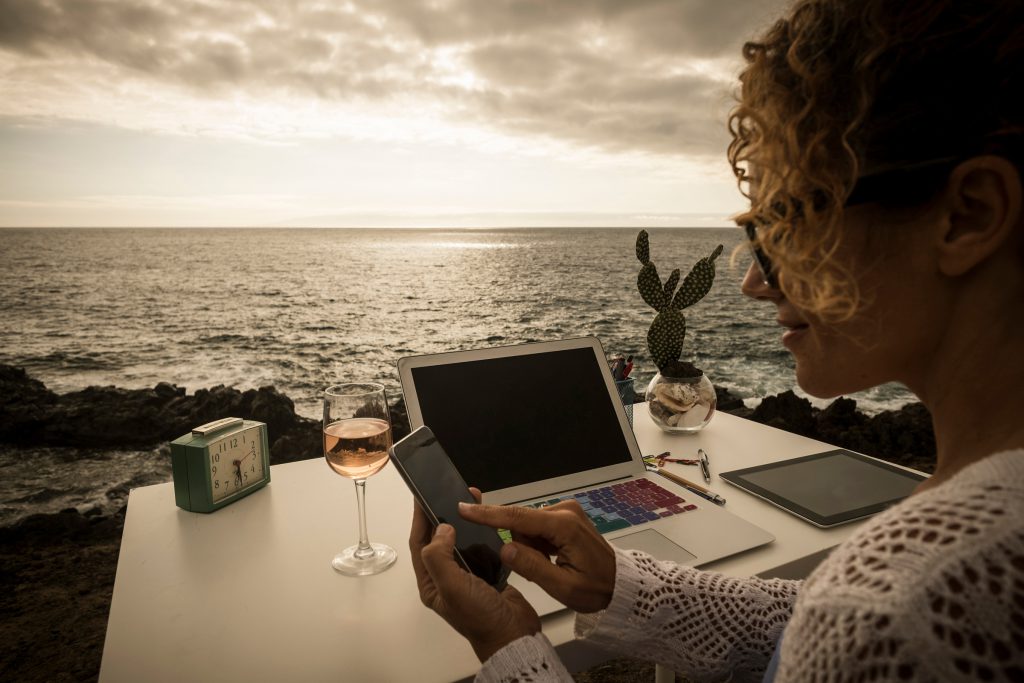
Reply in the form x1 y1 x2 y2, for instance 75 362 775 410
0 365 935 681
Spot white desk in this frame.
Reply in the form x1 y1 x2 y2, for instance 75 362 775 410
100 408 911 682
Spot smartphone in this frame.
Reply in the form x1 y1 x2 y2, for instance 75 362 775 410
390 426 511 589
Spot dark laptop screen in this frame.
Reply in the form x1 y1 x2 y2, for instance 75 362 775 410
409 347 634 493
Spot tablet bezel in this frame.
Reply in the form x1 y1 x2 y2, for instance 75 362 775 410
720 449 928 528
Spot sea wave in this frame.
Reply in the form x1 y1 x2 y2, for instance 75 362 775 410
28 351 116 371
0 228 918 422
0 445 172 527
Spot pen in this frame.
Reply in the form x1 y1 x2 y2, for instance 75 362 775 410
698 448 711 483
655 467 727 506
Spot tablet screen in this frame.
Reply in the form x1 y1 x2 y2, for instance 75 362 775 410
721 449 927 527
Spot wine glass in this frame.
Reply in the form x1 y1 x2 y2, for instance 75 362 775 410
323 383 397 576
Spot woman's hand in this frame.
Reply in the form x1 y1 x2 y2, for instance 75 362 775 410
409 489 541 663
459 499 616 614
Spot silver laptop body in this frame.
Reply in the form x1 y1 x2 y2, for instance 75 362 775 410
398 337 773 614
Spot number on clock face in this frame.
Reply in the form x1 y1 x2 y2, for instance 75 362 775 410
208 425 266 503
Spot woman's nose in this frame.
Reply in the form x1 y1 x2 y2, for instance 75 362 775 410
741 261 779 301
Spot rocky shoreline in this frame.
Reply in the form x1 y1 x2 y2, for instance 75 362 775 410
0 365 935 681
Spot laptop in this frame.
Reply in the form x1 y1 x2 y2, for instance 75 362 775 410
397 337 774 614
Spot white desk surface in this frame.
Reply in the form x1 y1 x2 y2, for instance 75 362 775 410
100 407 920 682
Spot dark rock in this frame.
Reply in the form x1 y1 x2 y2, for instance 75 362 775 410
270 426 322 464
714 385 746 413
249 386 300 437
0 508 124 546
105 484 130 501
721 390 935 474
815 396 870 452
817 396 866 432
0 365 59 444
154 382 184 399
750 390 817 438
0 506 125 682
390 396 411 441
863 403 936 472
0 365 55 406
187 385 248 432
0 365 315 452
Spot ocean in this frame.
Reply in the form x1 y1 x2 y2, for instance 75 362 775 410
0 227 916 524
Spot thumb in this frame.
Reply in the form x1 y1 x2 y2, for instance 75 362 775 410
421 524 462 585
500 541 563 590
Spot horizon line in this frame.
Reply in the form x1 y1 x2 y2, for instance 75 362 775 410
0 224 743 230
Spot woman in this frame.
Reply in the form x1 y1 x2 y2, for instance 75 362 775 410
411 0 1024 680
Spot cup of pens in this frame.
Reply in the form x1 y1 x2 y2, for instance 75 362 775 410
611 355 635 427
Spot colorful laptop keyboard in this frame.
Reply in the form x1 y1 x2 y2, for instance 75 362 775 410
497 478 698 542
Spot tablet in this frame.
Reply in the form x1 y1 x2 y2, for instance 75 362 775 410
720 449 927 528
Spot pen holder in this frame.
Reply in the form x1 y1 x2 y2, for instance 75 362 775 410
614 378 636 428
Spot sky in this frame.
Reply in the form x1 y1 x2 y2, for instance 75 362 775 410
0 0 785 228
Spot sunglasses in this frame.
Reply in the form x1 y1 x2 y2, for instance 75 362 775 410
744 156 962 287
744 222 778 287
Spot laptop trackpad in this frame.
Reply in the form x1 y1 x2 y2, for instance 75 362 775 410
612 529 698 565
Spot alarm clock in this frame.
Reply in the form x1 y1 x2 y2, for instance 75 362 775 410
171 417 271 513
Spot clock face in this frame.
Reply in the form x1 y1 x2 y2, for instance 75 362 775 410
208 425 267 503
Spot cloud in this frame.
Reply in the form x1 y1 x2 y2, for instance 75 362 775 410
0 0 783 157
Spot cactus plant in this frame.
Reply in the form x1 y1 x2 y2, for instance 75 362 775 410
636 230 723 377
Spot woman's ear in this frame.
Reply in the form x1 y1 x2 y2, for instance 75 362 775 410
936 156 1022 277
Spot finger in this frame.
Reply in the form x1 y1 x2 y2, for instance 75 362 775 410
409 503 435 596
459 502 570 538
410 501 434 560
420 523 469 589
468 486 482 504
503 539 616 613
510 531 558 558
499 541 566 595
547 498 588 518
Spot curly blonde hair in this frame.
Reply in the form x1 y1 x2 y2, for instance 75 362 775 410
728 0 1023 321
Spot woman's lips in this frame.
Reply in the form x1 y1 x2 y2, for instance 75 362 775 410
779 319 810 347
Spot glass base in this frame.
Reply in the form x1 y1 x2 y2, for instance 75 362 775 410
331 542 397 576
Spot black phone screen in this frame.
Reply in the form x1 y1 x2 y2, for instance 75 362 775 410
391 427 509 588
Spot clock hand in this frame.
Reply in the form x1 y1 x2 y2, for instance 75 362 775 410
237 445 259 472
233 460 243 487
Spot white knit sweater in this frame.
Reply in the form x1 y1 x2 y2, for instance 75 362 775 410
476 449 1024 682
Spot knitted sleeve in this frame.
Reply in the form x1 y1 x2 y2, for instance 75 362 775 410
474 550 799 683
775 476 1024 682
574 548 801 682
475 633 573 683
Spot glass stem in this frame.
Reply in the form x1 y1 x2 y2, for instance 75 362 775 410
353 478 374 559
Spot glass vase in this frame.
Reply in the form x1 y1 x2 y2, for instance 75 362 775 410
645 370 716 433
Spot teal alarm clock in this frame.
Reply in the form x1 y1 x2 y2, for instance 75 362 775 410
171 417 271 512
